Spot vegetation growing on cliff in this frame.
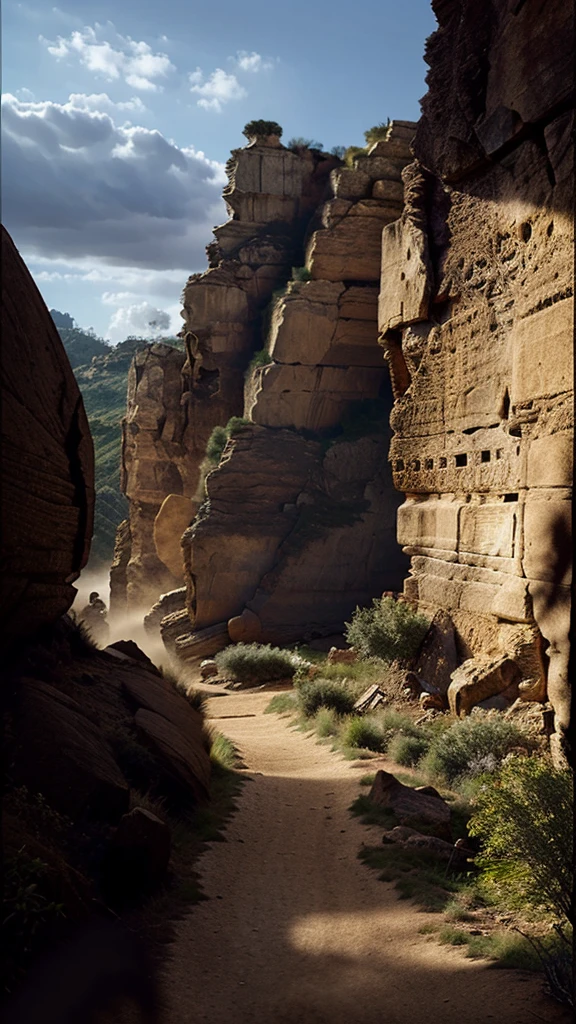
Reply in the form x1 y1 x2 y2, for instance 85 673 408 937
242 119 283 139
345 596 429 662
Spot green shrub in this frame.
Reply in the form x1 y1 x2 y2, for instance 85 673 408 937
226 416 250 436
265 693 298 715
215 643 301 684
297 678 356 717
344 145 366 168
364 120 390 146
315 707 340 737
341 716 386 752
345 596 429 663
243 119 283 139
205 417 251 466
286 137 323 151
468 756 573 924
291 266 312 282
205 425 229 465
421 712 527 786
247 348 273 374
388 732 430 767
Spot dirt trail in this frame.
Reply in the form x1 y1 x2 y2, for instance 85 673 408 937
162 690 566 1024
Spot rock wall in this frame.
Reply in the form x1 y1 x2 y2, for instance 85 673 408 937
1 226 94 652
176 124 416 654
112 138 339 613
378 0 574 758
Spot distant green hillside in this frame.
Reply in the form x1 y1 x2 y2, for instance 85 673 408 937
51 310 183 566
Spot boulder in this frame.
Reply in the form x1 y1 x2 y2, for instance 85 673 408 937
174 623 230 661
1 227 94 652
448 655 522 716
327 647 357 665
200 659 219 680
228 608 263 644
105 807 171 899
413 610 458 694
368 769 451 838
107 640 160 674
13 679 129 820
143 588 187 637
135 709 210 803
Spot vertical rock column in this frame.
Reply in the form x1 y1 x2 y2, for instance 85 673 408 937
175 124 416 656
379 0 573 760
112 135 339 614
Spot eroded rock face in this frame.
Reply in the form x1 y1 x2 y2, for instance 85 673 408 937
379 0 574 759
1 227 94 652
173 125 415 651
113 141 339 613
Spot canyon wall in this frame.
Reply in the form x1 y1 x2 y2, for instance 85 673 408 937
178 124 416 654
111 138 338 613
379 0 574 758
115 125 417 650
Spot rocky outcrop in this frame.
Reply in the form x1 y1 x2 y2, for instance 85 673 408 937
113 138 339 612
1 227 94 653
171 125 416 652
379 0 574 759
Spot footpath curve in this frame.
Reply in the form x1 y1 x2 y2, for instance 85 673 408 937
162 690 566 1024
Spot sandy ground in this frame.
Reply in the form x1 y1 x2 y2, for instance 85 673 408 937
161 689 569 1024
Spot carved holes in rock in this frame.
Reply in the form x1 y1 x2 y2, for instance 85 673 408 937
504 493 519 503
400 272 406 281
395 459 405 471
518 221 532 242
547 221 554 237
455 453 467 467
412 459 421 471
481 450 491 463
406 248 412 260
439 457 447 468
516 445 521 456
496 449 503 460
425 458 434 470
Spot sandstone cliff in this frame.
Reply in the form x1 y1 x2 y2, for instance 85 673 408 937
176 124 417 652
378 0 574 759
111 138 339 613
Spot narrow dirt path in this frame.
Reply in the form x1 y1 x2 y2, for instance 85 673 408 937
162 690 567 1024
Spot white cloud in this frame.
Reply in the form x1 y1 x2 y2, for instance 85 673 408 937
189 67 246 113
41 22 175 92
1 92 226 271
107 301 171 342
68 92 147 115
234 50 274 73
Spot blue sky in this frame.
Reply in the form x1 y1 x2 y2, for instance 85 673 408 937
2 1 436 341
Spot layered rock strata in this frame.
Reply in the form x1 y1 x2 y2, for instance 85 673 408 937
175 124 416 652
112 139 339 612
379 0 574 759
1 226 94 651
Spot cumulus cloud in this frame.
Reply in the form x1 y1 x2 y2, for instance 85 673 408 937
1 92 227 270
68 92 147 115
234 50 274 73
106 301 171 342
41 22 175 92
189 67 246 113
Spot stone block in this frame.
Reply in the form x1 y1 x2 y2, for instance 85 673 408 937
459 503 517 558
379 216 432 331
510 300 573 406
522 499 572 585
369 770 451 838
330 168 372 199
448 656 521 716
491 576 533 623
527 432 573 488
397 500 459 552
372 179 404 202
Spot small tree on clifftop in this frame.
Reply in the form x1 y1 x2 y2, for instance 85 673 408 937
242 119 283 140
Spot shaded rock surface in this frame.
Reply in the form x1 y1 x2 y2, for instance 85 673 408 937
1 227 94 651
378 0 574 760
368 770 452 839
105 807 171 899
